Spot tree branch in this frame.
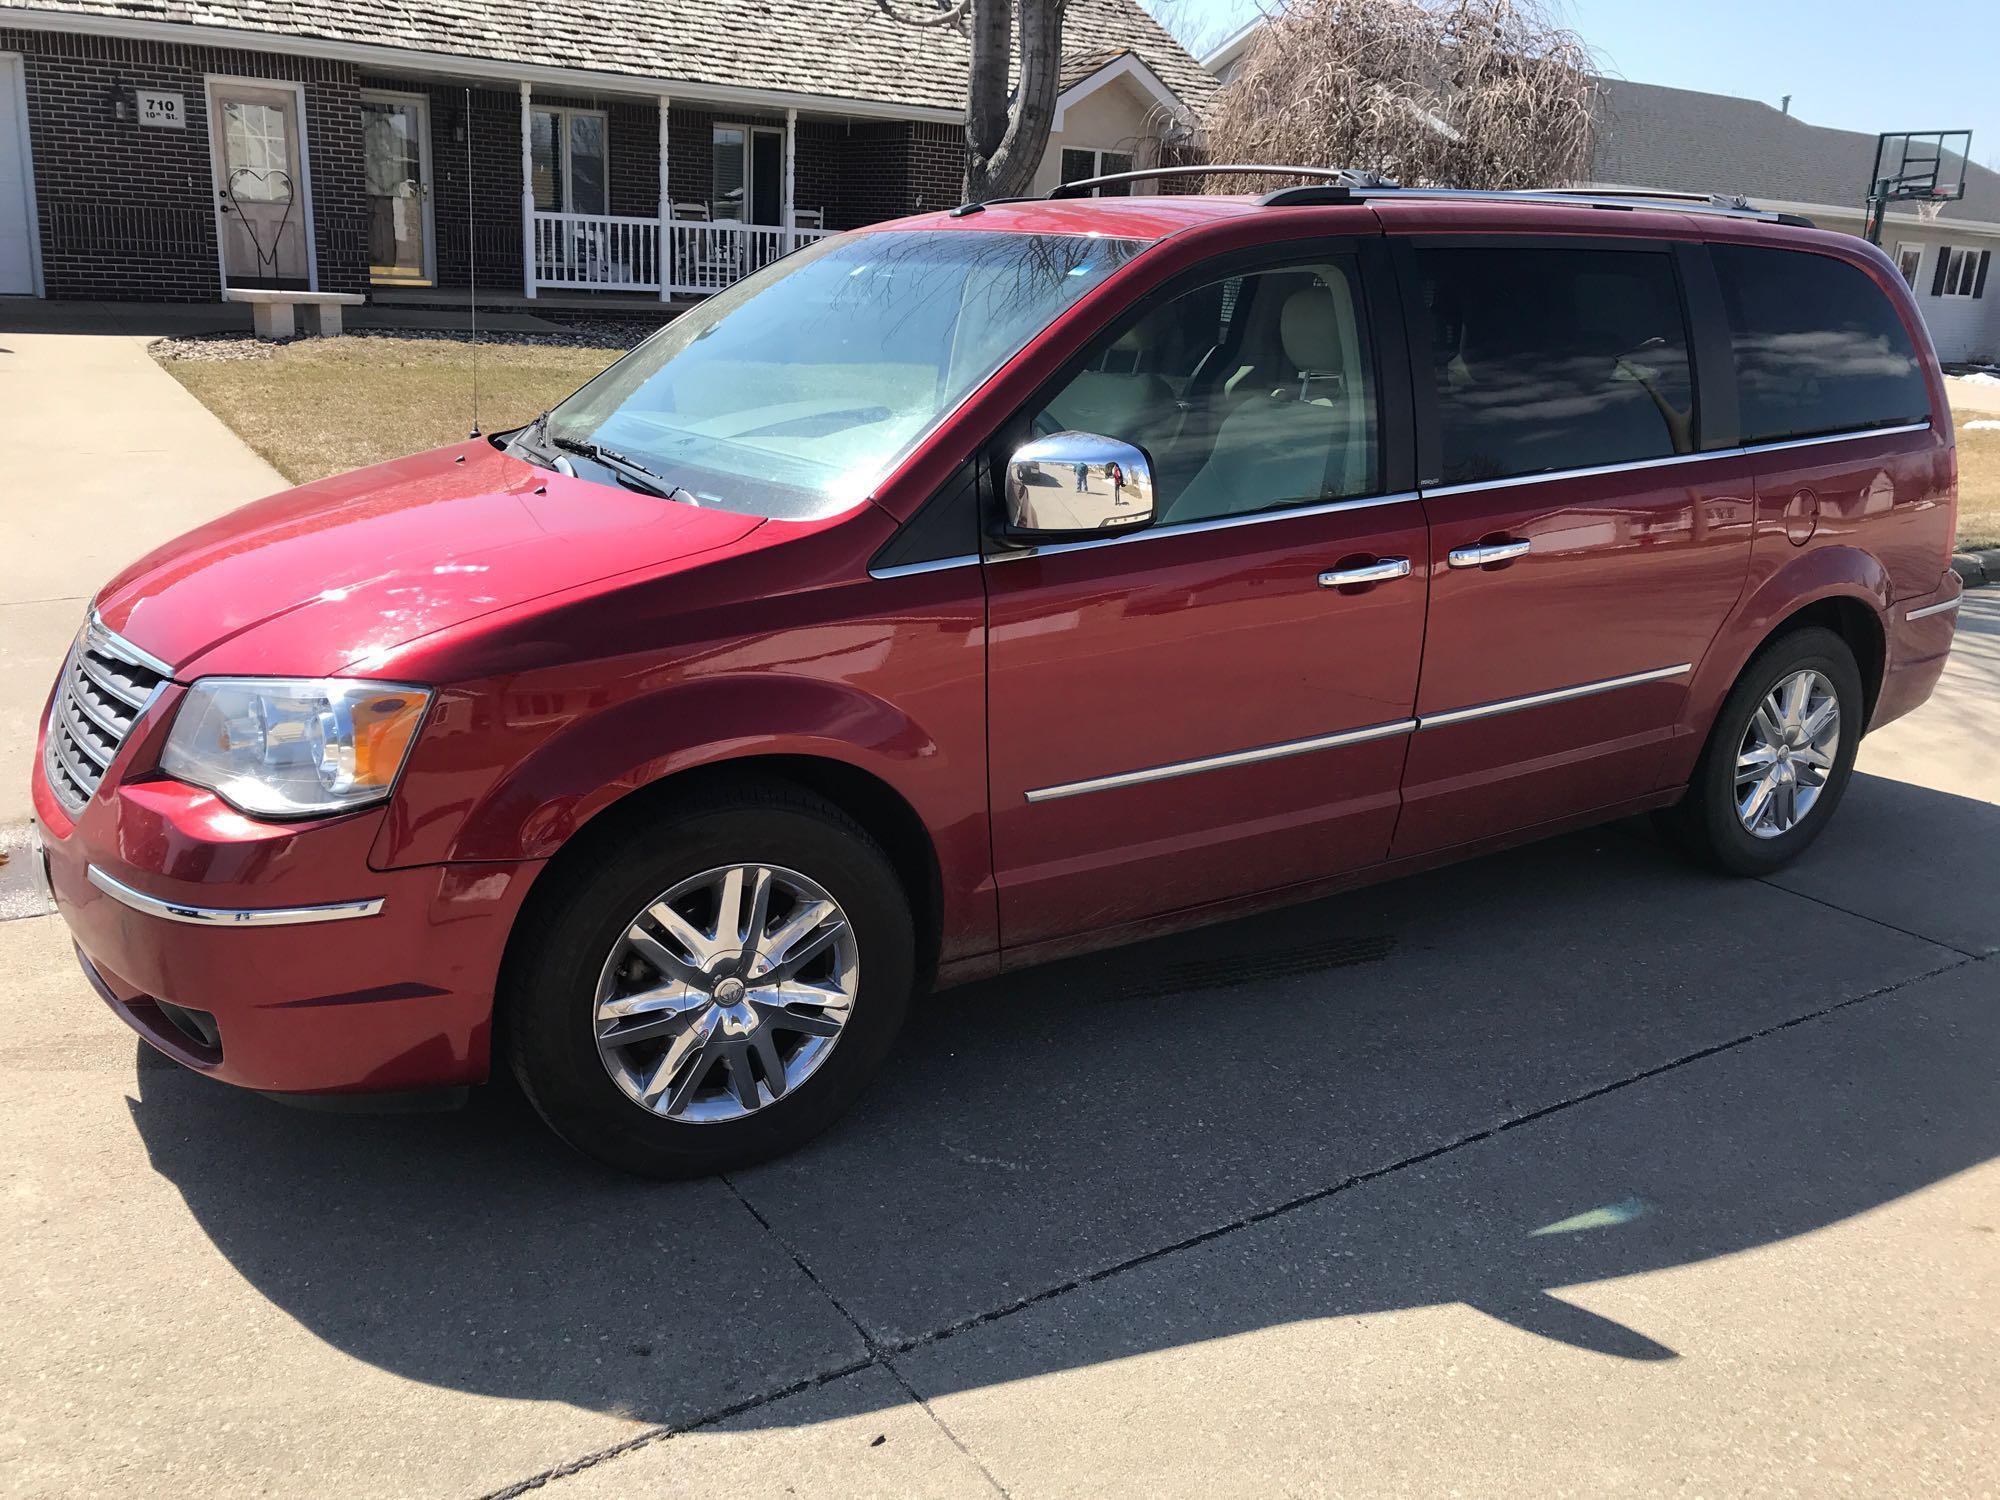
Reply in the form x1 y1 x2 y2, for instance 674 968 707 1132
873 0 972 27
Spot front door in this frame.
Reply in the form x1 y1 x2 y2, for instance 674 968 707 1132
1391 239 1755 857
362 92 432 284
985 250 1428 949
0 54 38 295
209 80 310 289
751 128 783 226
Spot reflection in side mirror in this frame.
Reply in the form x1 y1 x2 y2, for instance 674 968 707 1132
1005 432 1155 541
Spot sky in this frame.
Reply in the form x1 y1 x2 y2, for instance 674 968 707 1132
1141 0 2000 172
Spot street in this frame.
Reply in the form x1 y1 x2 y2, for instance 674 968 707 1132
1 329 1996 1497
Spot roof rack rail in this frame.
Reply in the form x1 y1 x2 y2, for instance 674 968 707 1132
1045 164 1386 200
1038 164 1817 227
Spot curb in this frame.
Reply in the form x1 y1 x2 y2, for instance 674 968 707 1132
1952 549 1998 588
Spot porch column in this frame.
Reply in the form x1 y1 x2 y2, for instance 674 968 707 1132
519 81 537 299
658 95 672 302
783 107 798 250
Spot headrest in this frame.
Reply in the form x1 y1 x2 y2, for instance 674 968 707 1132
1279 286 1344 372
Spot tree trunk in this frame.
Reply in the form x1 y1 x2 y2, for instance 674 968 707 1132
964 0 1066 203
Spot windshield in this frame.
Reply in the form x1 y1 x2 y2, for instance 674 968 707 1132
534 230 1145 519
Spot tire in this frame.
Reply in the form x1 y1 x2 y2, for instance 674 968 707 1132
502 780 916 1178
1663 626 1864 877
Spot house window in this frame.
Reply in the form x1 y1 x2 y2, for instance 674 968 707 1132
1895 243 1922 287
1059 147 1136 196
531 107 608 216
1938 245 1988 298
711 124 786 224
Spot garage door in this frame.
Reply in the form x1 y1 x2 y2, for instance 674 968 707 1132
0 55 38 296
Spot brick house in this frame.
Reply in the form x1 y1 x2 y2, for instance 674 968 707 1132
0 0 1213 306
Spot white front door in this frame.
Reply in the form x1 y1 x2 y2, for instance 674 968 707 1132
208 78 312 289
0 55 38 296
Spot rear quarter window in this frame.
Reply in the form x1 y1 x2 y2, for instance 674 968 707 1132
1710 244 1931 446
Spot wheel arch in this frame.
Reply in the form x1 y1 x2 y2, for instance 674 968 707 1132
500 749 948 999
1668 546 1892 786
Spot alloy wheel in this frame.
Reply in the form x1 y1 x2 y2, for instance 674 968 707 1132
1735 668 1840 840
593 863 859 1123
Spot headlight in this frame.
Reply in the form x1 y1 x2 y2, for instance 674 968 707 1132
161 678 431 818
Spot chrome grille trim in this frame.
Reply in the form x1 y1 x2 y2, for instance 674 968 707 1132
42 617 172 818
77 651 151 710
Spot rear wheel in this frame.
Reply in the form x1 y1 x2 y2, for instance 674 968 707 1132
1664 626 1863 876
503 783 915 1178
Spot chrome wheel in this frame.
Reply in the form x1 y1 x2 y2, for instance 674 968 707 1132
593 863 859 1124
1735 668 1840 840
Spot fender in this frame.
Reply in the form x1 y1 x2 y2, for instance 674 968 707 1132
447 673 946 861
375 667 999 965
1661 543 1891 786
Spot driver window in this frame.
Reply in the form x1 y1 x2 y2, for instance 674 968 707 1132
1031 258 1379 526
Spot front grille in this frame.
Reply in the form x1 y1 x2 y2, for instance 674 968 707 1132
42 621 171 817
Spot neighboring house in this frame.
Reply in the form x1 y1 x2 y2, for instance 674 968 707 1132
1199 20 1999 365
1590 79 1999 363
0 0 1213 305
1199 16 1263 87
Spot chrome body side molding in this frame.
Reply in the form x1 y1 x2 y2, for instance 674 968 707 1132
87 866 386 927
1417 663 1694 729
1024 718 1419 803
1023 664 1696 801
1905 596 1962 622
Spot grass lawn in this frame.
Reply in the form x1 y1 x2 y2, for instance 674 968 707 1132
156 334 627 486
1953 410 2000 551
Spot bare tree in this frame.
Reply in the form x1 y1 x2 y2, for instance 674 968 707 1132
1204 0 1597 191
878 0 1069 202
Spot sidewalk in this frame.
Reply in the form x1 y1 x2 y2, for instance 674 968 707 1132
1946 372 2000 415
0 330 285 824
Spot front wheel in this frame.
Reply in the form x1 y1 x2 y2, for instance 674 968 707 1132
1664 625 1863 877
503 783 916 1178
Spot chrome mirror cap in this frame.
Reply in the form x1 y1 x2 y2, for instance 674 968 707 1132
1004 432 1155 540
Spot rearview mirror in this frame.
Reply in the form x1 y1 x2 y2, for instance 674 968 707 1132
1004 432 1155 541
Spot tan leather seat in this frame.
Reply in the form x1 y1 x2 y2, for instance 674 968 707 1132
1164 284 1365 523
1042 325 1176 449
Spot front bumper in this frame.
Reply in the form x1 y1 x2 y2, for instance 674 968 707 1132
34 737 540 1096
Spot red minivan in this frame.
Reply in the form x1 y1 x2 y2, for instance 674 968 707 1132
33 174 1964 1176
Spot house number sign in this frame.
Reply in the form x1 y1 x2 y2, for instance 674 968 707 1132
137 90 186 128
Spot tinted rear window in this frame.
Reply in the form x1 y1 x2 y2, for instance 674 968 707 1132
1416 247 1695 484
1711 244 1930 446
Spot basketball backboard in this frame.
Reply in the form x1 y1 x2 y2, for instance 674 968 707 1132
1864 129 1973 242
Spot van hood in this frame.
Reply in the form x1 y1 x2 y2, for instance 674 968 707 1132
95 442 764 678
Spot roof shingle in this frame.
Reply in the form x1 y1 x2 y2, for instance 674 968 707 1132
1593 78 2000 225
8 0 1218 118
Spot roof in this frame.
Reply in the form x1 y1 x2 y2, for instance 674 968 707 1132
1199 16 1263 79
1593 78 2000 227
6 0 1217 119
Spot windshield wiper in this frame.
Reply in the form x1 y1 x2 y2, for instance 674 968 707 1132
549 435 682 499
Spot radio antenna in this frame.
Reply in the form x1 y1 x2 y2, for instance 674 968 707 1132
465 85 481 438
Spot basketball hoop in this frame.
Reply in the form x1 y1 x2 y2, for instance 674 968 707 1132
1863 130 1972 242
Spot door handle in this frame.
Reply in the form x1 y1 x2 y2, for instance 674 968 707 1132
1319 556 1411 588
1447 539 1532 568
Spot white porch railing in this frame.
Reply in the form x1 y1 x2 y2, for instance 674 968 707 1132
532 213 835 297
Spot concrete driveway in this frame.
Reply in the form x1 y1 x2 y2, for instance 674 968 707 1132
0 327 282 825
0 329 1995 1496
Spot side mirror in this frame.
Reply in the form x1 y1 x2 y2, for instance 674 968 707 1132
1004 432 1155 542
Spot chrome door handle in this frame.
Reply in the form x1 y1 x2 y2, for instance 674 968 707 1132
1319 556 1411 588
1447 539 1532 568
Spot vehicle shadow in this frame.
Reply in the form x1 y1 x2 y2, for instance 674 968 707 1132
125 774 1999 1430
